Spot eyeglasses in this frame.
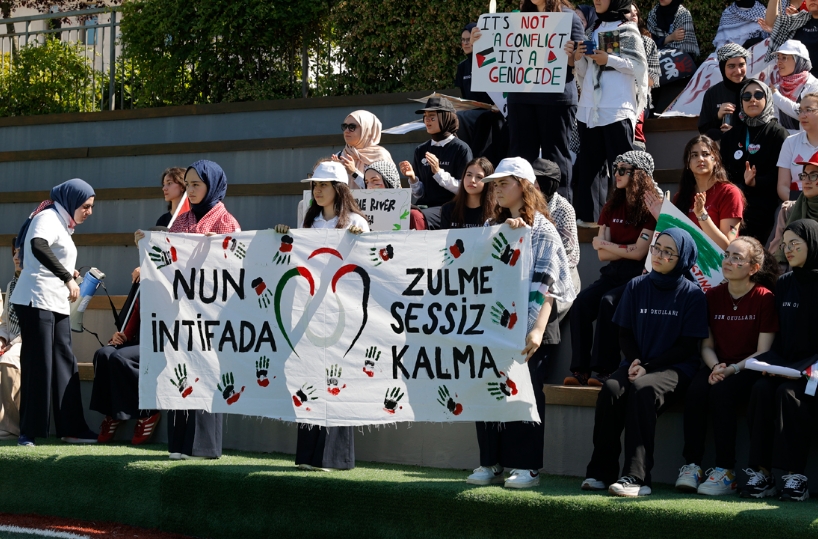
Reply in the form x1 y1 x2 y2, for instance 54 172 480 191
649 245 679 260
798 172 818 183
614 167 634 177
721 252 748 267
341 123 358 132
780 240 805 252
797 106 818 116
741 90 765 102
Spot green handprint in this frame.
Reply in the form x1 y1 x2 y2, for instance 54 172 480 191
492 232 522 266
383 387 404 414
217 372 245 405
487 371 519 401
273 235 294 265
490 301 518 329
370 245 394 266
169 362 196 398
363 346 381 377
222 236 246 260
293 383 317 407
256 355 272 387
327 364 344 395
149 238 177 269
437 385 463 415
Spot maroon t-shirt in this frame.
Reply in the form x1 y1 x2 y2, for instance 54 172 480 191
706 283 778 364
598 202 657 245
673 181 744 231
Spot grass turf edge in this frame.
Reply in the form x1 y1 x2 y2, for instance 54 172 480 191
0 442 815 539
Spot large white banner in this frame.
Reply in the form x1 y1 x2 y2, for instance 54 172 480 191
471 12 572 93
138 227 539 426
645 200 724 291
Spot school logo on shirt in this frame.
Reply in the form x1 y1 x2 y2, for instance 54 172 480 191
650 309 679 316
713 314 756 321
782 301 800 308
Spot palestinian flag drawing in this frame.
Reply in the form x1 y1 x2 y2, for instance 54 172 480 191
476 47 496 68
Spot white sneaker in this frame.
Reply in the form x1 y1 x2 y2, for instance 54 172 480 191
675 463 703 492
467 464 504 485
297 463 333 472
576 219 599 228
609 476 651 497
181 454 217 460
697 467 737 496
581 478 606 491
504 469 540 489
169 452 182 460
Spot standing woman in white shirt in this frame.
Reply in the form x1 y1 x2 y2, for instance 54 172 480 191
274 161 368 471
565 0 649 226
12 179 97 447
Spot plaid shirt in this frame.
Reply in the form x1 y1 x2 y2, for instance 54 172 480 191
642 35 661 88
764 10 812 62
647 5 700 57
170 202 241 234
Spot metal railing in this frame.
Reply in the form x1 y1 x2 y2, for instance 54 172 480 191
0 6 121 111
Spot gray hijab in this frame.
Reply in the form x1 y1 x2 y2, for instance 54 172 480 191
739 78 776 127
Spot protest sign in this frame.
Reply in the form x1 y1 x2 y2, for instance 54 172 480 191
302 188 412 231
138 227 539 426
471 12 572 93
644 200 724 291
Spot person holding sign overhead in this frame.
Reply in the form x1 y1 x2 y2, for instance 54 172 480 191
275 161 368 471
399 97 472 208
466 157 576 489
333 110 392 189
566 0 650 226
740 220 818 501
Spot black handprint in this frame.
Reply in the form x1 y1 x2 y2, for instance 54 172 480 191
149 238 177 269
273 235 293 265
441 239 466 265
256 355 272 387
217 372 245 405
487 371 519 401
436 385 463 415
293 383 317 407
363 346 381 377
369 245 395 267
169 363 197 398
222 236 247 260
252 277 274 309
490 301 518 329
326 364 345 395
492 233 522 266
383 387 404 414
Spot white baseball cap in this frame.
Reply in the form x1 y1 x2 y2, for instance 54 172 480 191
301 161 348 184
482 157 536 184
777 40 810 60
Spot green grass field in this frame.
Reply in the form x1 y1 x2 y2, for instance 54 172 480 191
0 441 815 539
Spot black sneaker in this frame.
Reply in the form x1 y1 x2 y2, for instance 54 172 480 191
780 474 809 502
740 468 776 499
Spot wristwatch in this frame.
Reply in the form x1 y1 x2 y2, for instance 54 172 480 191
698 211 709 222
351 172 360 180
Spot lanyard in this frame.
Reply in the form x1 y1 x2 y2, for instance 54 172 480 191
745 128 760 155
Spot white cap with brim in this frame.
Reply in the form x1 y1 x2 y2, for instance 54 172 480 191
777 39 810 60
481 156 536 184
301 161 349 184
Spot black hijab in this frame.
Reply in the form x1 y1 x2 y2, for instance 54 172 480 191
785 219 818 284
432 111 459 142
781 219 818 362
735 0 755 7
596 0 631 24
655 0 682 33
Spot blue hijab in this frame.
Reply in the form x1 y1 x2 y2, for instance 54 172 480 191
649 227 699 289
16 178 95 268
187 160 227 220
578 5 598 30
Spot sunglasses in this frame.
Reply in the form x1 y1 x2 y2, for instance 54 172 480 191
614 167 634 177
341 123 359 132
741 90 765 102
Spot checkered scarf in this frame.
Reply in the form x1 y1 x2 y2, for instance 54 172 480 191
614 151 655 177
717 1 767 37
647 5 700 56
717 42 750 62
765 10 812 62
364 160 401 189
169 202 241 234
5 277 18 339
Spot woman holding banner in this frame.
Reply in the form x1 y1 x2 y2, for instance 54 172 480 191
333 110 392 189
12 179 98 447
676 236 778 495
165 160 241 460
719 79 788 243
275 161 368 471
582 227 708 497
740 220 818 501
466 157 576 489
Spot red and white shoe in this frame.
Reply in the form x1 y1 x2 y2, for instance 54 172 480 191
97 416 122 443
132 412 161 445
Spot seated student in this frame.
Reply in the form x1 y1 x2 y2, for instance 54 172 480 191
466 157 576 489
567 151 657 387
698 44 749 142
741 219 818 501
531 158 581 302
719 79 788 243
647 0 700 56
646 135 744 250
399 97 472 208
275 161 368 472
774 149 818 263
455 23 506 166
437 157 496 230
582 227 708 497
777 94 818 204
713 1 769 51
332 110 392 189
677 237 778 495
0 241 22 440
765 0 818 78
772 40 818 133
90 284 159 445
363 160 426 230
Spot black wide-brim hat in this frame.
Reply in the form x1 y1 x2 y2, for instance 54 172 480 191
415 96 457 114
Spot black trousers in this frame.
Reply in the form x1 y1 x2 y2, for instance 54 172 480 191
586 365 689 486
457 109 507 167
508 103 576 192
167 410 223 458
746 376 787 471
17 304 89 438
575 119 635 222
569 276 630 375
682 367 760 469
89 344 155 420
295 425 355 470
774 377 816 474
474 343 553 470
